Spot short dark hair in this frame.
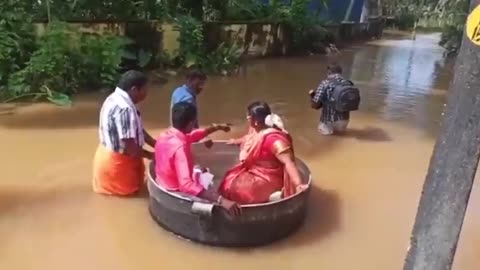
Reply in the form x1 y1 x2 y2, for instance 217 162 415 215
117 70 148 91
186 70 207 81
172 102 197 130
247 101 272 123
327 64 342 74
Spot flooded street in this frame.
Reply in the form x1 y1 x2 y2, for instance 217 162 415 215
1 33 479 269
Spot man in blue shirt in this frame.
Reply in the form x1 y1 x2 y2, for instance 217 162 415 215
170 70 214 147
170 70 207 129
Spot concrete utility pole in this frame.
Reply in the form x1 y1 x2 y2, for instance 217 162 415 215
377 0 383 16
403 1 480 270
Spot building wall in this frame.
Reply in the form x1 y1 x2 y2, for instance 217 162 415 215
33 21 291 58
33 16 383 60
204 22 290 57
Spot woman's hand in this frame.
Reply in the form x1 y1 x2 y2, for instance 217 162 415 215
214 123 232 132
277 150 305 196
205 124 232 139
218 197 241 216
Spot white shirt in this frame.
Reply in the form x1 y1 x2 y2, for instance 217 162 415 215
98 87 145 152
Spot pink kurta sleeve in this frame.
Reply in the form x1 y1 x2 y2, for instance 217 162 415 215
186 128 209 143
173 145 204 196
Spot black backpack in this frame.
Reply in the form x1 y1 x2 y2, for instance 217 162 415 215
329 79 360 112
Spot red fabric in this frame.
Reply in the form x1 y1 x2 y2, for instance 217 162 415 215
219 128 295 204
154 127 209 196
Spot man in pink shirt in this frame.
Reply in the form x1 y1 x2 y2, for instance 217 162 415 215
155 101 240 216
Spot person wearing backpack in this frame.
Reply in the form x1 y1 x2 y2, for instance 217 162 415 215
308 64 360 135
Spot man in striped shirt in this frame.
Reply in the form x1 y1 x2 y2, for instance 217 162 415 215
93 70 156 196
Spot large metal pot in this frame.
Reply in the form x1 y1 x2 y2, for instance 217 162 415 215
147 141 312 247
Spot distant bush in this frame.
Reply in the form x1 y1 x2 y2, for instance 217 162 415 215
2 22 127 105
439 25 463 57
396 13 416 30
174 15 243 75
0 2 36 90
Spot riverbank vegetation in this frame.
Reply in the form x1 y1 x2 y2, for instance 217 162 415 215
0 0 329 105
382 0 469 56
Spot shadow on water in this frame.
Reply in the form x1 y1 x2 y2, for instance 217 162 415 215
0 78 172 130
0 102 102 129
225 186 341 253
0 95 170 130
341 126 392 142
269 186 341 249
144 185 341 253
0 185 93 215
293 132 339 159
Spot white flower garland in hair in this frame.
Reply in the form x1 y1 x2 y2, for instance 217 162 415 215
265 113 288 133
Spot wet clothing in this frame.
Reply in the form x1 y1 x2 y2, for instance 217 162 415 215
154 127 209 196
312 73 351 123
92 144 145 195
170 85 199 128
219 128 297 204
318 120 349 135
93 88 146 196
98 88 145 152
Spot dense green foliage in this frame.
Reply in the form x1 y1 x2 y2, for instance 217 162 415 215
8 0 163 21
204 0 328 22
383 0 469 56
1 0 332 105
204 0 329 53
1 20 126 105
288 0 329 52
437 0 469 56
174 15 242 75
0 1 36 87
11 22 124 91
439 24 463 56
11 0 207 21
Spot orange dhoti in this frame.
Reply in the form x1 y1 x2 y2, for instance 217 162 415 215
92 144 145 196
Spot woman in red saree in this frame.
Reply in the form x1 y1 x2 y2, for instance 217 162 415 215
219 101 307 204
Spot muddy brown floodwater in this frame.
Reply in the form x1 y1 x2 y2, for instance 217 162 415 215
1 33 479 270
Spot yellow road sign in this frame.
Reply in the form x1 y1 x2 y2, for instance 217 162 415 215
466 4 480 45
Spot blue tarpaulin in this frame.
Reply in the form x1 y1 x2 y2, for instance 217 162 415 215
259 0 366 23
317 0 366 22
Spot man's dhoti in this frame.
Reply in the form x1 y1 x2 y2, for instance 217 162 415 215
92 145 145 196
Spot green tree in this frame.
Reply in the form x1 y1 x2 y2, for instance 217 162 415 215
383 0 469 55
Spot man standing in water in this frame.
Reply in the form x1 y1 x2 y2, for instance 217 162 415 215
309 64 359 135
170 70 213 147
170 70 207 128
93 70 156 196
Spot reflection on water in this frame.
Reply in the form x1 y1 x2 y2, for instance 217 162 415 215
1 33 479 270
0 34 452 137
348 33 451 135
